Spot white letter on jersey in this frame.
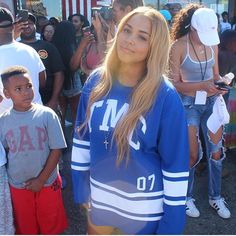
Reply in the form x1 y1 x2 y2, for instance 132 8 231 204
129 116 147 150
99 99 129 131
89 101 104 132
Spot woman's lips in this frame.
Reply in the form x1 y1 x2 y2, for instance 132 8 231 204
120 45 134 53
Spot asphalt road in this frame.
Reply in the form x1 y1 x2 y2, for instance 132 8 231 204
61 126 236 235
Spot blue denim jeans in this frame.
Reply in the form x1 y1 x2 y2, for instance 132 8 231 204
180 94 225 200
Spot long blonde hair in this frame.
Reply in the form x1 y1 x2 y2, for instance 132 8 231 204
81 7 170 165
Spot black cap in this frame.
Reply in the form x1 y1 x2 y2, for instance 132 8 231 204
0 7 14 28
28 12 36 24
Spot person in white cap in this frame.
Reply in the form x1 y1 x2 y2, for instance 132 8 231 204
169 4 231 219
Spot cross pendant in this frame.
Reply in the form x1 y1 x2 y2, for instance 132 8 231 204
104 139 109 150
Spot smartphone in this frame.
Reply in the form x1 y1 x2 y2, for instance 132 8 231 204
82 26 91 36
17 9 29 22
91 7 99 18
215 81 231 91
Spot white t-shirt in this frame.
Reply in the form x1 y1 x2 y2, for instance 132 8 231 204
220 22 231 33
0 141 6 166
0 41 45 115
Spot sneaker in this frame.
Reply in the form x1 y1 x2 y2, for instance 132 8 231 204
209 198 231 219
186 198 200 217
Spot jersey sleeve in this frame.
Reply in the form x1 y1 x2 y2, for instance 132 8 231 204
156 89 189 234
71 71 100 204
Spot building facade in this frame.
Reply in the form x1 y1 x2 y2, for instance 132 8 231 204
0 0 235 21
146 0 235 19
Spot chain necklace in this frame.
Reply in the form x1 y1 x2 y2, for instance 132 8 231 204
189 34 208 81
104 133 109 150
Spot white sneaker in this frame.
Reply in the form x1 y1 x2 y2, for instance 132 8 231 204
209 198 231 219
186 198 200 217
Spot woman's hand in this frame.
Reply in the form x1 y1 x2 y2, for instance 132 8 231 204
80 32 95 48
200 80 221 94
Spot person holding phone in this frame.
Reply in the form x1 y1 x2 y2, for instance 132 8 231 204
68 13 89 46
169 4 231 219
70 12 107 80
20 12 65 111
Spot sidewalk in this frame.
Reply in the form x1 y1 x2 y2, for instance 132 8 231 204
184 150 236 235
62 125 236 234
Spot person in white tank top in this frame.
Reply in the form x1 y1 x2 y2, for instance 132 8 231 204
169 4 231 220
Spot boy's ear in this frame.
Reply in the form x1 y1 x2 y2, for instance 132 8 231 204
3 88 10 99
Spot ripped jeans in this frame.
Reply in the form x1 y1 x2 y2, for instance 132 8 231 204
180 94 225 200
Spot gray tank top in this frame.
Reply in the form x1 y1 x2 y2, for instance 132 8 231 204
180 34 215 82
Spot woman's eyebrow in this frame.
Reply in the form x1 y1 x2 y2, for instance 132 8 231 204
126 23 150 36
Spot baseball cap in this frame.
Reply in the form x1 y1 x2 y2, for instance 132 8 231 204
159 10 172 21
191 8 219 46
207 95 229 134
0 7 14 28
28 12 36 24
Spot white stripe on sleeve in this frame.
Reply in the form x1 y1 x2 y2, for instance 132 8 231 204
162 170 189 178
164 198 186 206
71 165 90 171
71 146 90 164
73 138 90 147
163 179 188 197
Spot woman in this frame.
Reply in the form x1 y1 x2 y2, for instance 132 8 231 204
41 23 56 42
72 13 109 78
68 14 91 86
170 5 231 219
68 13 89 46
52 20 82 126
71 7 189 234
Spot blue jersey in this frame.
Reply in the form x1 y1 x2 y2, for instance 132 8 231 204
71 70 189 234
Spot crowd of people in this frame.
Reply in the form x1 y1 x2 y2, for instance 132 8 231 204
0 0 235 234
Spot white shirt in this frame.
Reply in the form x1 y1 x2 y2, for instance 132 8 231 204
0 41 45 115
220 22 231 33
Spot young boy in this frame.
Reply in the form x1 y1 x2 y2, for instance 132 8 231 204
0 66 68 234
